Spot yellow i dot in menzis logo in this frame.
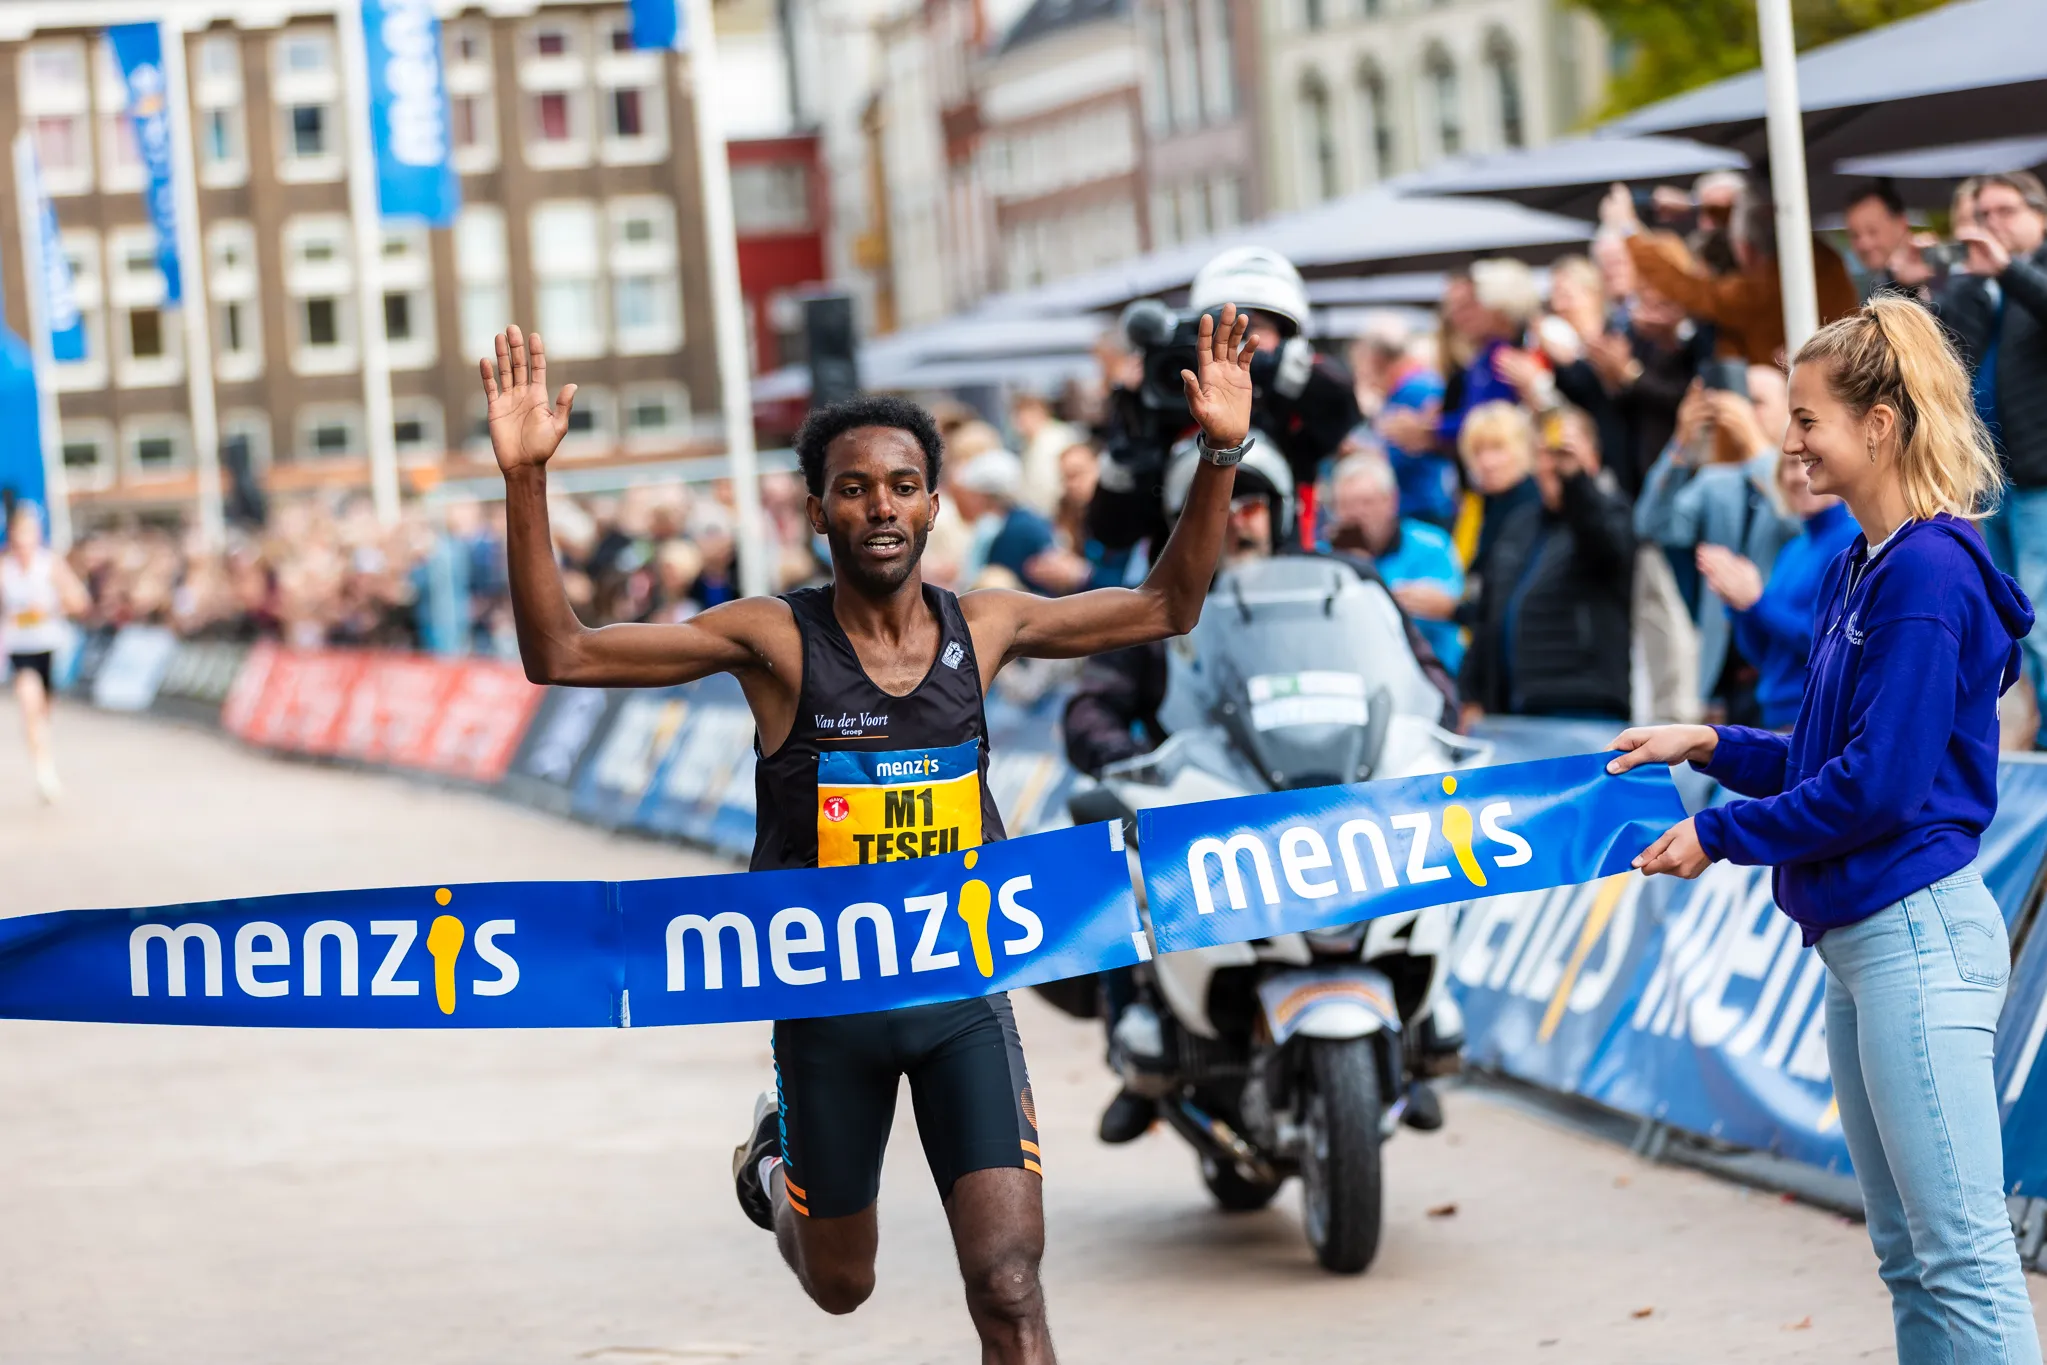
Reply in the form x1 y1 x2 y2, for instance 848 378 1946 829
817 740 983 867
427 887 464 1015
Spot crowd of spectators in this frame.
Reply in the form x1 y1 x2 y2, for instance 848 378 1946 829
42 167 2047 747
1328 168 2047 743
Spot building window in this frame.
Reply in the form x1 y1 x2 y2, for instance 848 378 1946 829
445 21 499 173
1165 0 1201 133
519 17 591 168
1358 63 1393 181
283 214 356 374
1302 0 1325 31
621 382 692 448
610 88 644 137
60 420 115 490
207 221 263 382
391 397 445 462
536 91 573 140
273 28 343 182
456 205 510 361
534 27 574 58
596 34 666 165
557 385 615 454
1298 74 1337 203
731 162 811 234
380 225 437 370
123 417 191 478
609 197 683 354
20 40 95 195
1487 32 1525 149
531 201 605 358
297 406 366 460
193 34 247 187
108 227 181 389
1211 174 1244 231
1427 48 1462 158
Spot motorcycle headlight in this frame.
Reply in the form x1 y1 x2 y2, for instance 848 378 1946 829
1303 923 1368 955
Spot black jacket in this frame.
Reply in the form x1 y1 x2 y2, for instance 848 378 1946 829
1939 245 2047 489
1458 470 1635 720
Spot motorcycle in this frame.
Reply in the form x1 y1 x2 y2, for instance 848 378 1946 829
1061 554 1487 1274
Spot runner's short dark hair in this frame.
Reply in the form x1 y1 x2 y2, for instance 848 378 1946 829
1849 180 1907 218
795 395 945 496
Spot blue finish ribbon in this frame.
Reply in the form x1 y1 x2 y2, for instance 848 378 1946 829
1138 753 1686 954
0 754 1685 1029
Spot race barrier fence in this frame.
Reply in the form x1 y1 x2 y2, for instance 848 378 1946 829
24 628 2047 1210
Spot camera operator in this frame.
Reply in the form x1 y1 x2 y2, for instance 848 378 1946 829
1089 248 1361 558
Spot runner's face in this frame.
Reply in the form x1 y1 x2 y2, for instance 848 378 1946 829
810 426 935 593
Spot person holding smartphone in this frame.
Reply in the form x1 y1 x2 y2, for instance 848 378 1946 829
1610 298 2040 1365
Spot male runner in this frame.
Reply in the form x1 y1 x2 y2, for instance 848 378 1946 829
479 310 1253 1364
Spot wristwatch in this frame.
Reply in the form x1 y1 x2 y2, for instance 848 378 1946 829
1197 434 1251 467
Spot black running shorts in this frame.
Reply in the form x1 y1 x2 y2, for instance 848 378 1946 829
772 994 1040 1220
8 652 52 693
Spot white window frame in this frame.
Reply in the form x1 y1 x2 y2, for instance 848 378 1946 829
607 195 682 355
122 415 193 481
594 18 666 166
518 17 593 169
296 403 367 460
391 395 446 464
92 39 148 197
379 224 438 371
529 199 605 359
620 380 692 450
455 204 511 362
283 213 358 375
108 225 183 390
20 40 95 196
272 27 344 184
557 383 615 455
444 20 499 174
59 418 117 492
206 220 263 383
193 33 249 188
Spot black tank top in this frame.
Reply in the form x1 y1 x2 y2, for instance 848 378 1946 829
750 584 1006 872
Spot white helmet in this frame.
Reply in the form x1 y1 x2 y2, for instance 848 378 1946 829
1162 429 1295 542
1188 246 1310 336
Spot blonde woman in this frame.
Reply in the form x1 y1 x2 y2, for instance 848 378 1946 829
1610 298 2041 1364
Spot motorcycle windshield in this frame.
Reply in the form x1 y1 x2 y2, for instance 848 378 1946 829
1165 556 1434 789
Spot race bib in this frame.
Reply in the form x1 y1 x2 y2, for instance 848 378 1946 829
817 740 983 867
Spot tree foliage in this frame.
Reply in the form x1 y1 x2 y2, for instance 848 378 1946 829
1581 0 1953 117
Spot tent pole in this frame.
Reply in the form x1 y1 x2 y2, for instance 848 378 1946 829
685 0 773 599
1758 0 1818 354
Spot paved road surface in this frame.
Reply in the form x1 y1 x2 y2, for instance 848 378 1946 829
2 705 2042 1363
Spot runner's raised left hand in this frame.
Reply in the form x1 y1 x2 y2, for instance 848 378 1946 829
1180 302 1255 450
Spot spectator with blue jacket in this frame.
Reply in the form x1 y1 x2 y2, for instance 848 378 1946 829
1323 448 1465 671
1611 299 2039 1365
1695 454 1861 729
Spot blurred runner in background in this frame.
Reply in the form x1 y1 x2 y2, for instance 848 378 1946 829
2 503 88 803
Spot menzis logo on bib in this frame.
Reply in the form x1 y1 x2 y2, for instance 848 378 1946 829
1138 752 1686 954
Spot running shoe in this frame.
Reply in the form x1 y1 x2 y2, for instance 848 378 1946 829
731 1090 781 1230
34 759 60 805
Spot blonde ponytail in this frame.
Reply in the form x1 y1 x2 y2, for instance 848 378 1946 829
1793 296 2003 520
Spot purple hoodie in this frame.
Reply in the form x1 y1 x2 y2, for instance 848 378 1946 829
1693 514 2034 943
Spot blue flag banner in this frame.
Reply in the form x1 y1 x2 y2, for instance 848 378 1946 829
361 0 460 225
1138 752 1687 955
18 144 87 362
0 823 1141 1029
629 0 688 50
106 24 182 306
619 822 1145 1027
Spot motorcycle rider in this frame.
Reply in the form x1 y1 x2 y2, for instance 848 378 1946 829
1064 436 1458 1143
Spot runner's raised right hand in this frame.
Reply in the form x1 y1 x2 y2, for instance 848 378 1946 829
480 325 580 474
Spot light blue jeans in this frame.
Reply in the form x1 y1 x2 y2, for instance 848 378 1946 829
1816 869 2043 1365
1980 487 2047 727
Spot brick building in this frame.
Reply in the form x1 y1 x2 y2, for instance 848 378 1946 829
0 1 725 527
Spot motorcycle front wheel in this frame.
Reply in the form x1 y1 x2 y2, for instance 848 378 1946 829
1298 1036 1385 1274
